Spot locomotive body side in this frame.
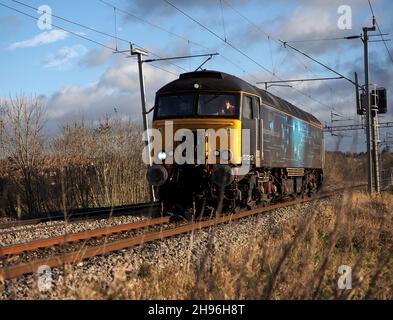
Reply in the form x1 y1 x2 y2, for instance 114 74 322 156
260 102 324 170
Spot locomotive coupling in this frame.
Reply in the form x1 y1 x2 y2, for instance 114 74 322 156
147 165 169 187
211 165 234 187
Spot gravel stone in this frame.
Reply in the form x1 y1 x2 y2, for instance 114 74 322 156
0 196 339 300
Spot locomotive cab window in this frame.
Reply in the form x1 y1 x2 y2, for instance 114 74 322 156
198 94 239 117
156 94 195 119
155 93 240 119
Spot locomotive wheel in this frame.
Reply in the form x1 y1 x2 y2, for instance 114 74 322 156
247 201 257 210
183 208 195 221
171 204 194 220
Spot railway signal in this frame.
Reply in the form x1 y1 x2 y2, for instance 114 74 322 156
358 87 388 115
371 88 387 114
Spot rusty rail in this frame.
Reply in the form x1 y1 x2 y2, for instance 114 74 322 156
0 184 366 281
0 202 160 230
0 216 170 257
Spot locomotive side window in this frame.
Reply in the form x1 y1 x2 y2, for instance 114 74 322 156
242 96 253 119
198 94 239 117
156 94 195 119
253 97 260 119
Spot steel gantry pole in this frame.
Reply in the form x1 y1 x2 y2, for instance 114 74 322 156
131 46 156 201
362 25 376 194
136 51 150 162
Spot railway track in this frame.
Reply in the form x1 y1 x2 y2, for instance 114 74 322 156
0 202 160 230
0 217 170 257
0 184 366 281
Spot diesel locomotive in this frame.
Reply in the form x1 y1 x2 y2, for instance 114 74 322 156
147 70 324 215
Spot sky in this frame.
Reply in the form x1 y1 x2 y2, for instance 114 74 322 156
0 0 393 152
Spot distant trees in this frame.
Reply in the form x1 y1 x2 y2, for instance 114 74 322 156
51 117 149 210
0 95 149 217
324 151 367 186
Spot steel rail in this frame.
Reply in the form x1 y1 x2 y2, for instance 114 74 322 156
0 202 160 230
0 185 366 280
0 216 170 257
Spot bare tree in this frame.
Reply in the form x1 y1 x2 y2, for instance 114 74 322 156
1 95 46 215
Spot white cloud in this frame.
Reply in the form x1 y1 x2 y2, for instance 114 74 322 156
99 62 140 92
45 62 177 130
8 30 68 50
79 46 114 68
44 45 87 68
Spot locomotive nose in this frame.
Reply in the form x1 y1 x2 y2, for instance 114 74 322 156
147 165 168 187
211 165 233 187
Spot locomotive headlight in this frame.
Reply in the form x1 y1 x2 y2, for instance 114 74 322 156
221 150 232 161
158 151 167 161
147 165 168 187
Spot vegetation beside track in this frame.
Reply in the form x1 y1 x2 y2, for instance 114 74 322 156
22 191 391 300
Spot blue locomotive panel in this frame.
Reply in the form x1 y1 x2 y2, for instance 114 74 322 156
261 106 323 169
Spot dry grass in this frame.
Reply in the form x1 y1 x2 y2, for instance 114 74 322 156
40 192 392 300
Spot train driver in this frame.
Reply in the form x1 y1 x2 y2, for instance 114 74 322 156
219 100 236 115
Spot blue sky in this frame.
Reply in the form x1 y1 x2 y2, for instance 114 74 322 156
0 0 392 151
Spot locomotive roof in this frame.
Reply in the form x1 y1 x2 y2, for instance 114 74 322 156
156 70 322 126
